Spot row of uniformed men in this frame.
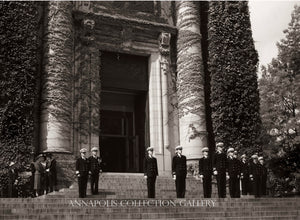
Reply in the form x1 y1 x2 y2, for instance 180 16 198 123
144 143 267 199
76 143 267 199
199 142 267 198
75 147 102 198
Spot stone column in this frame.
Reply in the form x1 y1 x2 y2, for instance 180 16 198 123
176 1 208 160
159 32 172 173
40 1 74 153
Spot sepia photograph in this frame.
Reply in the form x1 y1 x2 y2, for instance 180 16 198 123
0 0 299 219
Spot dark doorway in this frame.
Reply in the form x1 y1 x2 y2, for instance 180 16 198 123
100 51 148 173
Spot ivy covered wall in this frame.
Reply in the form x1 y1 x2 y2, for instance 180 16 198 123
0 1 40 192
208 1 262 154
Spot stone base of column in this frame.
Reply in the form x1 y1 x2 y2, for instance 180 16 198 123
186 159 199 177
50 153 76 190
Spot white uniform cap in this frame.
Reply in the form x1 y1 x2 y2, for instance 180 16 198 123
80 148 88 153
202 147 209 152
175 145 183 150
227 148 234 153
146 147 154 151
216 142 224 147
91 147 98 152
258 156 264 161
251 154 258 159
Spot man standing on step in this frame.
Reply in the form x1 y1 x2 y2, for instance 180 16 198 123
198 147 213 198
144 146 158 198
233 150 241 198
227 148 241 198
258 156 267 196
240 154 250 196
89 147 102 195
249 154 261 198
76 148 89 198
172 145 187 198
213 142 228 198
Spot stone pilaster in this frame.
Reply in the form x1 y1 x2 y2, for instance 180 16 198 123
176 1 208 160
40 1 74 153
158 32 172 173
73 18 101 156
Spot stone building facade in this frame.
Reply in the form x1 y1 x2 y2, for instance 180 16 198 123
38 1 210 186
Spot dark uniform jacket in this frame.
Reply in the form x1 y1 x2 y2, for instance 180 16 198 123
89 156 102 174
260 164 267 179
227 157 241 176
213 152 228 173
172 155 187 177
249 162 260 177
199 157 213 176
241 161 250 178
76 157 89 175
144 156 158 177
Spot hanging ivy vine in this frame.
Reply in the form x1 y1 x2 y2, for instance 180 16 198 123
176 1 206 122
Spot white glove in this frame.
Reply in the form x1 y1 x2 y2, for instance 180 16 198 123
173 175 176 180
144 175 147 179
213 170 218 175
226 175 230 180
199 175 204 179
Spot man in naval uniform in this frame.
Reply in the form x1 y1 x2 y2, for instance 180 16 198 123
227 148 241 198
212 142 228 198
143 146 158 198
240 154 250 196
198 147 213 198
233 150 241 198
76 148 89 198
172 145 187 198
249 154 261 198
258 156 267 196
89 147 102 195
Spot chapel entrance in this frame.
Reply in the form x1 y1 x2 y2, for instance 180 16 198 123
100 51 149 172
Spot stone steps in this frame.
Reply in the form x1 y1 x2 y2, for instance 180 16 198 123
57 173 218 199
5 207 300 214
0 173 299 219
1 211 299 220
1 198 299 219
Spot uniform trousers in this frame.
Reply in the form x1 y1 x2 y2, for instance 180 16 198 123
147 176 156 198
90 173 99 195
216 172 226 198
203 175 212 198
78 172 88 198
175 175 186 198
